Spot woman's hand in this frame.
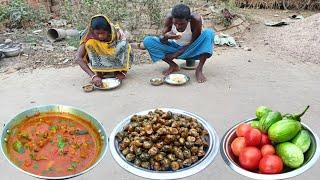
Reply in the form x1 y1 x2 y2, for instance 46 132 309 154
92 76 103 87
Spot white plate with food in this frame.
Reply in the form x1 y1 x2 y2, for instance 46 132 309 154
164 73 190 86
94 78 122 90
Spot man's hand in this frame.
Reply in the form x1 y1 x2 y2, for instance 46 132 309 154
164 31 181 40
160 32 181 44
92 76 103 87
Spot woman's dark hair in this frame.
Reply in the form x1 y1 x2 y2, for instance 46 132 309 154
91 16 111 32
171 4 191 20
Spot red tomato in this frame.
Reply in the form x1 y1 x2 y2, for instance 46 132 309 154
245 128 262 147
261 144 276 156
260 133 271 147
236 124 252 137
231 137 246 156
239 147 262 171
259 155 283 174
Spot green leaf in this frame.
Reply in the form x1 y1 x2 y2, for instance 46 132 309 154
42 167 55 175
13 140 25 154
33 163 39 169
67 167 74 171
67 162 78 171
57 135 65 151
29 153 36 160
49 125 58 131
20 132 29 140
71 162 78 169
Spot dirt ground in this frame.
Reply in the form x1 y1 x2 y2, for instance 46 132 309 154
0 9 320 180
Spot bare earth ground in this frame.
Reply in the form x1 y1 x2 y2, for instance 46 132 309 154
0 9 320 180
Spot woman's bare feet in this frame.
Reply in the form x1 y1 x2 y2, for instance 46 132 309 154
162 64 180 76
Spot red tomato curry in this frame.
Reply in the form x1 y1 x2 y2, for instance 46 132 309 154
6 112 102 177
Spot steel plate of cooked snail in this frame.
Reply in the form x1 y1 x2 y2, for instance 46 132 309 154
109 108 219 179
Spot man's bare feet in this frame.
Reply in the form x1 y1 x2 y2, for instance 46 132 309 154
115 71 126 80
196 68 207 83
162 64 180 76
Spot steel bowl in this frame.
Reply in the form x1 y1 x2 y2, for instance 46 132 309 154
109 108 220 179
0 44 6 59
220 118 320 180
2 46 23 57
150 77 164 86
0 104 108 179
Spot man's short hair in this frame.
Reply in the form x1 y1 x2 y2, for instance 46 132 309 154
172 4 191 20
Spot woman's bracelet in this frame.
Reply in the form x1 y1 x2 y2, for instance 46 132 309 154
91 74 98 81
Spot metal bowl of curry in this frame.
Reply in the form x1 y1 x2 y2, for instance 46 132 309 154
0 104 108 179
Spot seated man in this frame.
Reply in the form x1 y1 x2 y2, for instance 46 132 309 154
143 4 215 83
75 15 132 87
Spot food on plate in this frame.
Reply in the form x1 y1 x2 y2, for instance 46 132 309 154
176 32 182 38
172 76 185 84
115 109 209 171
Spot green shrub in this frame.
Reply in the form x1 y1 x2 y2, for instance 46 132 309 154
0 0 49 28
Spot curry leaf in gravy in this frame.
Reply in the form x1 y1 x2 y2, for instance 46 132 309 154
29 153 36 160
13 140 25 154
57 135 65 151
49 125 58 131
59 119 67 123
33 163 39 169
71 162 78 168
67 162 78 171
50 140 55 145
69 122 76 127
20 132 30 140
42 167 55 175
